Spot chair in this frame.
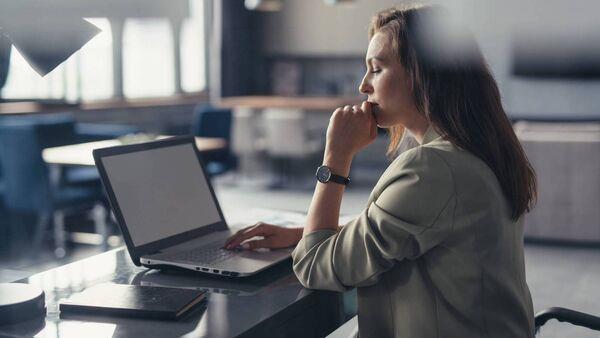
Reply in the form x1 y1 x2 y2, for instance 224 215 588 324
534 307 600 335
0 113 100 187
262 108 323 187
3 113 141 187
327 309 600 337
26 114 104 187
191 104 236 176
0 119 108 257
0 154 5 206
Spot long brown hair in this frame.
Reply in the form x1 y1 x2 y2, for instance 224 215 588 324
369 5 537 220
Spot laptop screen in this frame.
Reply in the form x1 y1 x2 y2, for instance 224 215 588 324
100 143 222 247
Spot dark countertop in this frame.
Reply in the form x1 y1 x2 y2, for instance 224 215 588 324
1 248 342 337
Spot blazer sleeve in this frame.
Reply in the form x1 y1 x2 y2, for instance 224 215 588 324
292 147 457 292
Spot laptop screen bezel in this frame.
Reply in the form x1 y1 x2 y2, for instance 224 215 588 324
93 136 228 266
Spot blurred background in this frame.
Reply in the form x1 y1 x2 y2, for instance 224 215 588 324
0 1 599 337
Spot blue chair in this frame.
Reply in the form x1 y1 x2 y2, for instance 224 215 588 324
0 119 108 256
1 114 101 187
2 113 141 187
0 156 5 207
191 104 236 176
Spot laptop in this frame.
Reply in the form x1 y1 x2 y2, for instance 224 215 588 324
93 136 293 277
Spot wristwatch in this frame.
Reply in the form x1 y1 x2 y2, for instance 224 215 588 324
315 165 350 185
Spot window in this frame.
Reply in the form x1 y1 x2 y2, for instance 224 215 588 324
123 19 175 98
1 0 206 101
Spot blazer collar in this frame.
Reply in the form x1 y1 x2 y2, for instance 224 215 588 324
419 125 443 145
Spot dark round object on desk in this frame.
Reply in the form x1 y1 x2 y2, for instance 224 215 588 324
0 283 46 325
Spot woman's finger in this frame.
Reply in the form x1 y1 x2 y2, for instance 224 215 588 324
243 237 275 250
225 223 272 249
224 223 260 247
361 101 372 115
225 229 256 248
224 227 247 247
360 101 377 138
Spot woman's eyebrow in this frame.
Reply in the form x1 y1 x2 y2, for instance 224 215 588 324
365 56 385 67
367 56 385 63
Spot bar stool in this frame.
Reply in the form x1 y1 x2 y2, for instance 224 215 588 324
262 108 323 188
231 107 267 183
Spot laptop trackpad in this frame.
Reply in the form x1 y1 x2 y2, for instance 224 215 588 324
224 249 292 274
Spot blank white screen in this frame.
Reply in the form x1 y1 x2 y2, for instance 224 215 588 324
101 143 222 246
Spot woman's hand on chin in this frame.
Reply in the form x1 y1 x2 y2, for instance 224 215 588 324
224 223 302 250
325 101 378 168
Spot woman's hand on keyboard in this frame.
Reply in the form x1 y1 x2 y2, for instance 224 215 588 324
224 223 303 250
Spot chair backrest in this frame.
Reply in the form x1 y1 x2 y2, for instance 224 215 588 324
0 115 77 212
0 123 51 212
262 108 311 158
1 113 77 146
0 151 5 203
191 105 236 173
191 104 232 140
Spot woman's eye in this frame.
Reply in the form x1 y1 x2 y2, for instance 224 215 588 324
370 69 381 74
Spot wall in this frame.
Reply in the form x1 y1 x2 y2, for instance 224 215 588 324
260 0 600 119
261 0 391 56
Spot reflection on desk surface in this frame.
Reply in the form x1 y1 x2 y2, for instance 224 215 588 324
133 261 296 297
1 247 330 338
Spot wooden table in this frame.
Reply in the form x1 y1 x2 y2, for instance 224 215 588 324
216 95 363 110
42 136 227 166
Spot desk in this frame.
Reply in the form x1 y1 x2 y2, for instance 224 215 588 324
217 96 362 110
42 137 227 167
2 248 342 337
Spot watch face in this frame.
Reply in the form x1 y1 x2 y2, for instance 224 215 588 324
316 166 331 183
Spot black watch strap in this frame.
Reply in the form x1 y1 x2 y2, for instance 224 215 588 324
329 173 351 185
316 165 350 185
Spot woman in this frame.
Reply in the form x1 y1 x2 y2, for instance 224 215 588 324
226 4 536 337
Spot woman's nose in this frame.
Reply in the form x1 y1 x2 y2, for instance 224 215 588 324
359 76 372 94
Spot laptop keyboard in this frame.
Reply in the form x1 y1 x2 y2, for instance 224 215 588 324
164 241 237 265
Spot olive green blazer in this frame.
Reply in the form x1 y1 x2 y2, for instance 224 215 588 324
292 127 534 338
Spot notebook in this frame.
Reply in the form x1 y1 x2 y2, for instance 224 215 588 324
59 283 207 320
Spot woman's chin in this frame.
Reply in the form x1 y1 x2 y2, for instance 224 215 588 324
373 110 393 128
373 112 386 128
374 117 392 129
374 114 402 129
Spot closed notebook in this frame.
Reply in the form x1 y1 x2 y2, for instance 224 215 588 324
59 283 207 320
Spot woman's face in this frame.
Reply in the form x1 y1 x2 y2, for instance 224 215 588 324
359 32 417 128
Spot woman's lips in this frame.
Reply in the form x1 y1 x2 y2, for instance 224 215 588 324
369 102 380 114
367 101 378 107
